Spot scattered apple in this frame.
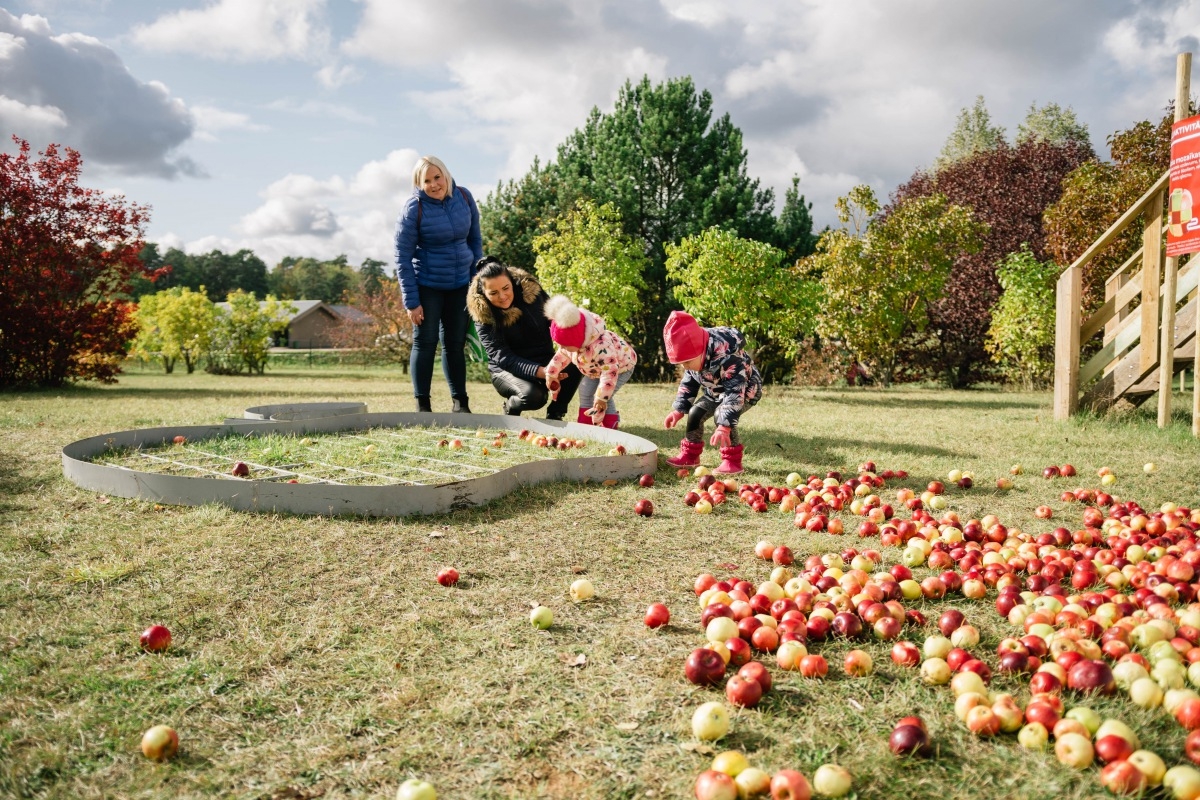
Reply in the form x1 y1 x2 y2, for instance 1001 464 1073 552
231 461 250 477
530 606 553 629
692 701 730 741
634 499 654 517
140 624 171 653
639 473 655 487
140 725 179 761
569 578 595 602
811 764 852 798
645 603 670 629
396 779 438 800
435 568 459 587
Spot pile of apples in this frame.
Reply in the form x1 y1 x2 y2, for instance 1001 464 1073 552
693 755 817 800
516 428 589 451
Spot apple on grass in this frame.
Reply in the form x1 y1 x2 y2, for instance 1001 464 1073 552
1054 731 1094 769
695 769 737 800
734 767 771 798
639 473 655 488
231 461 250 477
691 701 730 741
140 725 179 761
769 769 811 800
396 779 438 800
634 499 654 517
1164 765 1200 800
140 624 171 653
530 606 553 629
569 578 595 602
685 647 728 686
644 603 670 629
435 567 459 587
711 751 749 778
811 764 852 798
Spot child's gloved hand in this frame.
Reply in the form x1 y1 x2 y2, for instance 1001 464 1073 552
587 398 608 424
663 410 685 429
709 425 732 447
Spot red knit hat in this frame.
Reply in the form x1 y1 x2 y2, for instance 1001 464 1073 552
545 295 587 348
663 310 708 363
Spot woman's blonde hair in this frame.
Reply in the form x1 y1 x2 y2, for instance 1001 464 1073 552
413 155 454 191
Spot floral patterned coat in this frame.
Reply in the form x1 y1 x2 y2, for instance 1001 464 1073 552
545 310 637 403
671 326 762 427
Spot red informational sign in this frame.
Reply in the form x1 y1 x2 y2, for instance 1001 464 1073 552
1167 114 1200 256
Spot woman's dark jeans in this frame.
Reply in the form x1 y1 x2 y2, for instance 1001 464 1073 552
491 363 582 419
410 284 469 405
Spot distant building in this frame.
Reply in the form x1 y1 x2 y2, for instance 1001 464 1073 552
215 299 364 348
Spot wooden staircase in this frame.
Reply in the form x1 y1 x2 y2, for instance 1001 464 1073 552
1054 170 1200 429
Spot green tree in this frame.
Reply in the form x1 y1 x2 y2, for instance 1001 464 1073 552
1016 102 1091 147
159 248 269 301
771 175 819 265
985 246 1060 388
481 156 561 272
666 226 820 381
483 75 776 378
936 95 1006 168
206 290 293 375
358 258 389 296
532 200 647 338
268 255 356 303
801 186 985 385
132 287 217 373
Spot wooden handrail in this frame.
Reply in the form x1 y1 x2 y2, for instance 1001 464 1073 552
1068 170 1169 274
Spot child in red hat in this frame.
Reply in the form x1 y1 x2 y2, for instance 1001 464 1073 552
543 295 637 428
662 310 762 475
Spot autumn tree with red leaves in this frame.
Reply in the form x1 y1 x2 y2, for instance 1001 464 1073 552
1 137 157 387
888 138 1094 387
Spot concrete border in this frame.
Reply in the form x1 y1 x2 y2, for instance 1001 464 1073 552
61 405 658 517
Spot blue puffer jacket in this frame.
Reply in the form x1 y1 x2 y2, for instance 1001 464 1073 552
393 183 483 309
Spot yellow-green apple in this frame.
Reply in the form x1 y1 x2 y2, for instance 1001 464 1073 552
140 725 178 761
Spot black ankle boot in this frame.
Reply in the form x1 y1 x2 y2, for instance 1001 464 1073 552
416 396 432 412
452 397 471 414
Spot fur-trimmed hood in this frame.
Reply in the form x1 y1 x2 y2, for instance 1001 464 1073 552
467 266 544 328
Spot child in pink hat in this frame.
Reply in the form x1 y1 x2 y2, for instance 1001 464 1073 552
662 310 762 475
543 295 637 428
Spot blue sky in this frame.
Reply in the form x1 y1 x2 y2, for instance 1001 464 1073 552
2 1 1198 269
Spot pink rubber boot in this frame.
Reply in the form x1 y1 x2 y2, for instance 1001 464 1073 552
714 444 744 475
601 413 620 430
665 439 704 468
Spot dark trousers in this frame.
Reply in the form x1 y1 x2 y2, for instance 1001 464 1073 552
682 394 757 446
410 284 469 402
490 363 582 420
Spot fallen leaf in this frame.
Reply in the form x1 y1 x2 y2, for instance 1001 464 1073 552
848 698 864 711
682 742 714 755
571 565 586 574
615 721 638 731
428 531 444 538
98 495 110 504
603 479 618 487
559 653 587 667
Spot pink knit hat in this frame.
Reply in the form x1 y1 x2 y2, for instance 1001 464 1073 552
663 310 708 363
544 295 586 348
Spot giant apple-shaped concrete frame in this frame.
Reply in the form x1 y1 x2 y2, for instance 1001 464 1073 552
62 403 658 517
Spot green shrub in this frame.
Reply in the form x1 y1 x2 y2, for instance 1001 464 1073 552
985 246 1060 388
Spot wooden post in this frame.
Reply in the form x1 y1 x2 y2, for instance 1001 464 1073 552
1054 265 1082 420
1141 192 1164 377
1161 52 1192 426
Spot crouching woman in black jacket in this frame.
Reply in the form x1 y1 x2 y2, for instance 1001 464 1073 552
467 257 582 419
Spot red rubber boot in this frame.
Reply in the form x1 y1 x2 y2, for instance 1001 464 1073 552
715 444 744 475
665 439 704 468
602 413 620 429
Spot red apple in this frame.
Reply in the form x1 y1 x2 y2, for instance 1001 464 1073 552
798 654 828 678
891 641 921 667
1094 734 1135 764
695 769 738 800
171 435 186 445
938 609 966 637
1099 760 1146 795
685 647 727 686
889 724 930 757
231 461 250 477
638 474 655 488
644 603 670 629
738 660 773 693
1067 659 1116 695
1186 729 1200 765
772 546 794 566
634 499 654 517
139 624 171 652
725 674 763 708
769 769 812 800
435 567 459 587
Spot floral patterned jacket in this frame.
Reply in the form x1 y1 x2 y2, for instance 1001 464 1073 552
545 310 637 403
671 326 762 427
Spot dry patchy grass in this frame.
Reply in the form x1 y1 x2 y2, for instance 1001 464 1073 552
2 366 1200 799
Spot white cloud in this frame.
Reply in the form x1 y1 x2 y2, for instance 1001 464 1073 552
191 104 268 142
0 9 198 178
131 0 330 62
165 147 422 266
265 98 375 125
315 62 358 89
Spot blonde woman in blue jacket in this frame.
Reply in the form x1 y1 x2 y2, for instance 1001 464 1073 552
394 155 482 413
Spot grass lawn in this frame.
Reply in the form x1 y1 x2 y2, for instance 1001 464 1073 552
3 365 1200 799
